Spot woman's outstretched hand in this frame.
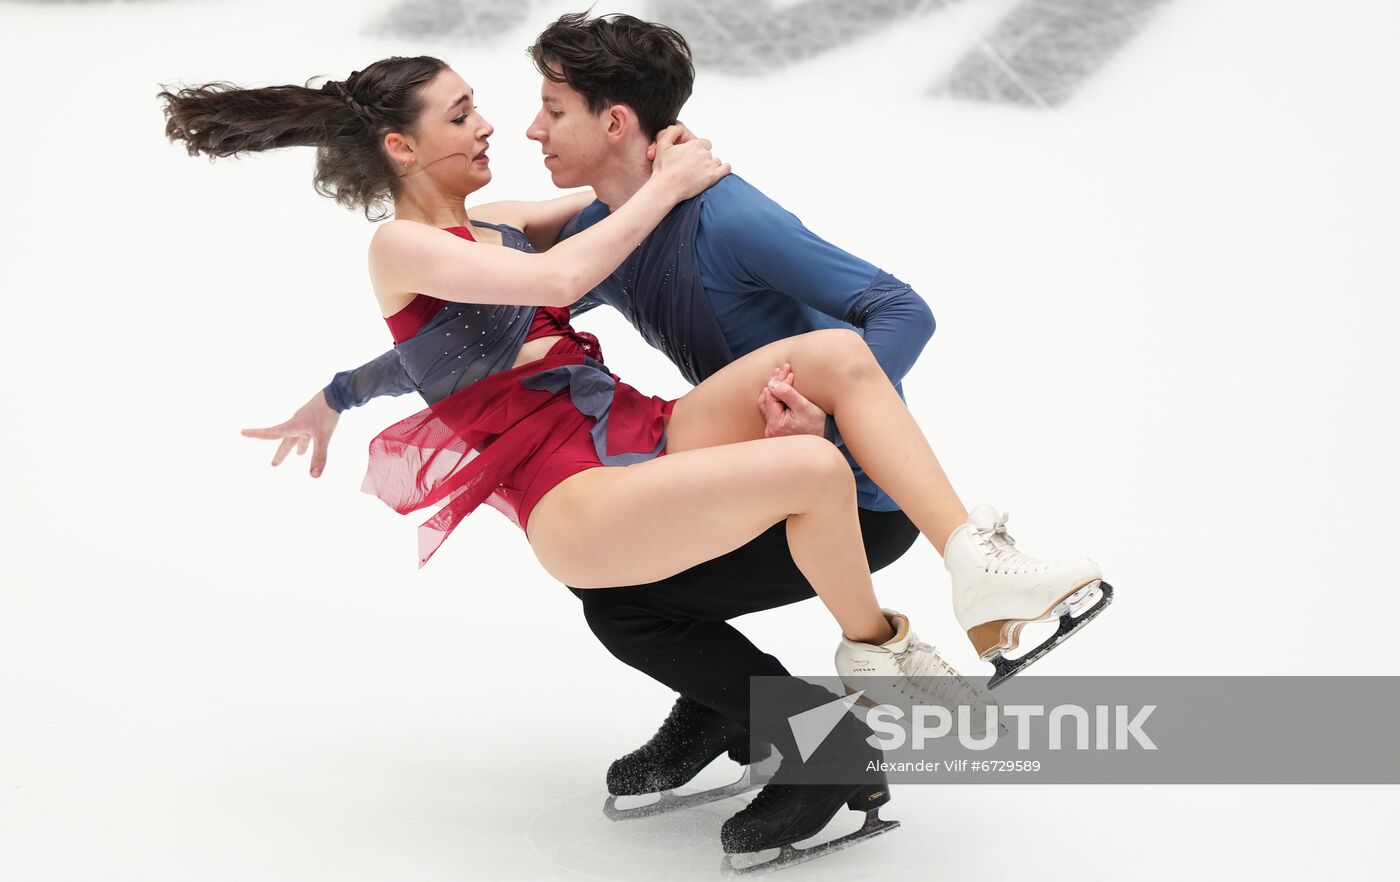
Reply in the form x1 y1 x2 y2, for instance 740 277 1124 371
758 363 830 438
649 124 730 202
240 390 341 478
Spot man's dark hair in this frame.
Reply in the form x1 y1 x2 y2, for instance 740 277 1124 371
529 11 695 139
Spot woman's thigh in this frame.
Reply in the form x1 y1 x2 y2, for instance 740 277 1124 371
525 433 853 589
665 328 871 453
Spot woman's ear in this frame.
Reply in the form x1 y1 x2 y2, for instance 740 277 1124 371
383 131 416 167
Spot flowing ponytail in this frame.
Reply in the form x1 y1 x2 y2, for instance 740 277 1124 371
158 56 449 220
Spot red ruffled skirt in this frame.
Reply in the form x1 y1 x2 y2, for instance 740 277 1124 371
361 337 676 568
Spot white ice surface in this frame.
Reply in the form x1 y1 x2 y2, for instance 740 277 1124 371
2 0 1398 879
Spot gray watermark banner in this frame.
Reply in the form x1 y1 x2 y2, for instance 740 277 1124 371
748 676 1400 784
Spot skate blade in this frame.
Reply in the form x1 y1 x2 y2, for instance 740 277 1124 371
720 809 900 876
986 581 1114 689
975 578 1107 659
602 756 778 821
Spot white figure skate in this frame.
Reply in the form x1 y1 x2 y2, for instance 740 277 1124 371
945 504 1113 687
834 609 998 736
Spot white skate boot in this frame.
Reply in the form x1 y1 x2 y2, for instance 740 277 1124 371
944 504 1113 687
834 609 998 737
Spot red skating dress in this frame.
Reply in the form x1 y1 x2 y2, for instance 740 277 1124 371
361 224 678 568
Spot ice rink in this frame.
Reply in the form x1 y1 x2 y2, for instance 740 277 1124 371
2 0 1398 878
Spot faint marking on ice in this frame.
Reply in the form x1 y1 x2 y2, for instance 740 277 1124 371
353 0 1168 109
659 0 1172 107
651 0 962 76
367 0 535 43
935 0 1174 107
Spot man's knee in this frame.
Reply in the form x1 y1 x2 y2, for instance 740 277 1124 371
576 588 683 664
861 509 921 572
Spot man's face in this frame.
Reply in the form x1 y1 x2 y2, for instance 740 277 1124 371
525 70 614 190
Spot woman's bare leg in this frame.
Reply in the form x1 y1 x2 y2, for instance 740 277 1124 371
526 434 894 645
666 328 968 556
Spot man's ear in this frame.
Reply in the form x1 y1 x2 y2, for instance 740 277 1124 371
605 104 635 143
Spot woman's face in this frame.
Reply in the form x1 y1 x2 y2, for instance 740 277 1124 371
395 68 494 196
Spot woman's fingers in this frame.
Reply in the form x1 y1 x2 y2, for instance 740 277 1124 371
655 124 682 148
272 436 297 467
266 433 314 466
241 424 290 439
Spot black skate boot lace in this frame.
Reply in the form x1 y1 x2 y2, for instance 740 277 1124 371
739 780 787 818
635 698 726 759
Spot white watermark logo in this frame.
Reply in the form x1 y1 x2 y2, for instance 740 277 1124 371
788 697 1158 757
787 691 866 762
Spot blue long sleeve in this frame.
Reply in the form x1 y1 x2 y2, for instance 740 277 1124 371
845 270 937 384
322 348 417 413
695 177 935 385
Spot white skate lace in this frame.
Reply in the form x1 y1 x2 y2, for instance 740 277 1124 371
972 510 1048 576
894 637 987 708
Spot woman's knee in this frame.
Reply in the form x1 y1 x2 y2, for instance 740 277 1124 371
780 435 856 503
799 328 881 386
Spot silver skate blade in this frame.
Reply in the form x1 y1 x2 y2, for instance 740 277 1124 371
987 581 1115 690
602 757 777 822
720 810 900 876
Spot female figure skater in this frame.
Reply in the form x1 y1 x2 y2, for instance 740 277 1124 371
159 56 1108 698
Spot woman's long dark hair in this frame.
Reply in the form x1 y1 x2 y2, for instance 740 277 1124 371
158 56 448 220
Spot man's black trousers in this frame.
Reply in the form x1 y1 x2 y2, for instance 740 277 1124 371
568 508 920 740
